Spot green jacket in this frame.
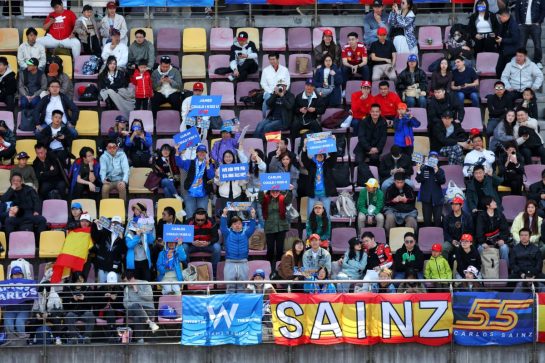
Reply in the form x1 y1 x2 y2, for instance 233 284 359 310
357 189 384 215
305 217 331 241
424 255 452 280
259 190 293 234
465 175 503 213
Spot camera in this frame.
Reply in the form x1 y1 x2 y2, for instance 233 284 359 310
276 85 285 94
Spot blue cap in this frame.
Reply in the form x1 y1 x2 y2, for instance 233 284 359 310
253 269 265 278
71 202 83 210
408 54 418 63
305 78 315 86
220 126 232 133
11 266 23 275
429 151 439 157
196 144 207 153
115 115 128 123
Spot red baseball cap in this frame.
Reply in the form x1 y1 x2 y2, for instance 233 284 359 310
78 85 86 96
106 1 117 9
360 80 372 88
377 27 388 36
323 29 333 37
451 197 464 205
398 102 408 110
193 82 204 91
460 234 473 243
309 233 321 242
432 243 442 252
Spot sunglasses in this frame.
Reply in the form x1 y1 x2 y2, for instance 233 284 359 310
495 86 504 90
404 239 415 244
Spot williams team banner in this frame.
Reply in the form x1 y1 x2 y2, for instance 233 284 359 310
271 293 452 346
0 279 38 306
453 292 534 346
182 294 263 346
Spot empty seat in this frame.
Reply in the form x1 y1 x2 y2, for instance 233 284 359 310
410 108 428 133
418 26 443 50
0 231 6 259
241 138 264 156
8 231 35 259
0 28 19 52
72 198 97 220
288 54 313 78
421 52 444 77
287 27 312 51
210 82 235 106
183 28 207 53
262 53 286 69
128 198 154 220
262 28 286 51
418 227 444 254
502 195 527 223
208 54 231 79
320 108 347 133
344 80 360 105
290 80 305 96
42 199 68 228
0 110 14 130
182 55 206 79
236 27 260 50
15 139 37 162
156 28 181 53
479 78 498 103
312 27 336 48
157 295 182 324
39 230 65 258
413 136 430 155
476 52 499 76
101 110 124 135
130 28 154 44
129 167 154 194
238 109 262 134
155 138 176 149
15 112 34 137
248 260 271 279
462 107 483 132
394 53 411 74
0 169 10 196
58 55 73 79
129 110 154 133
210 27 234 52
73 55 97 80
442 165 466 191
331 227 357 254
76 110 99 136
361 227 387 244
524 164 545 189
187 261 214 290
71 139 97 158
99 198 126 220
156 110 181 135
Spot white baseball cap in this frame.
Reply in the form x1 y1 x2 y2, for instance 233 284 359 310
106 271 118 283
80 213 91 222
111 216 122 224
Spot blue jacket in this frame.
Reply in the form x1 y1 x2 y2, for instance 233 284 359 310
393 115 421 148
221 216 256 260
416 165 446 206
125 231 153 270
304 277 337 294
313 65 343 107
68 158 100 194
157 244 187 281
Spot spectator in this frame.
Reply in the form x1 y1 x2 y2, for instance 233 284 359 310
156 239 187 295
459 265 483 290
91 216 127 282
341 31 370 82
512 201 543 250
211 126 241 165
387 0 417 54
357 178 385 229
151 56 182 117
485 81 514 137
349 81 375 135
497 141 524 195
397 269 427 293
451 56 480 107
0 120 16 163
450 234 482 279
392 103 420 155
313 29 341 67
221 209 257 293
96 272 123 340
306 201 332 245
69 146 100 201
131 60 153 111
100 139 130 201
474 196 510 261
29 264 64 341
355 104 388 166
11 152 38 190
529 169 545 217
74 4 101 57
254 79 294 138
153 207 182 274
393 232 424 279
495 8 521 76
313 55 343 107
424 244 452 289
122 270 159 342
151 144 181 199
108 115 129 149
43 57 73 98
379 145 413 191
278 239 305 280
463 132 496 177
303 234 332 275
213 150 247 214
427 86 465 130
269 152 300 197
37 0 81 58
185 208 221 276
239 147 266 226
125 119 152 167
101 29 128 69
490 110 517 152
364 0 389 45
304 267 337 294
468 0 499 53
3 266 33 343
18 58 47 111
513 0 545 69
181 82 205 126
442 197 474 258
228 31 258 82
416 152 445 227
99 1 128 46
501 48 543 99
446 27 474 69
35 79 79 138
374 81 402 119
370 27 397 82
62 272 95 343
510 228 544 283
38 109 73 169
266 137 297 166
1 173 47 239
33 143 66 200
466 165 503 213
370 267 396 293
430 110 470 165
301 141 337 216
521 87 538 118
17 28 46 71
361 231 393 291
128 29 155 71
430 58 452 93
337 237 367 292
260 53 291 118
98 56 134 115
0 56 17 111
396 54 427 108
383 173 418 234
292 78 327 136
514 107 545 163
246 269 276 296
125 223 153 283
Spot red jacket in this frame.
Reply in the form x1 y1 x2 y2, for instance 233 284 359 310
131 69 153 99
351 92 375 120
45 10 77 40
374 92 401 118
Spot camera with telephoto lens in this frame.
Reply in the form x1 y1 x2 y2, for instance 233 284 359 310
276 85 286 94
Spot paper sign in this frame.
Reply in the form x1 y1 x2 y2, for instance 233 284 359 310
97 216 111 230
188 95 222 117
412 152 424 164
198 118 211 130
163 224 195 243
306 136 337 156
227 202 253 211
219 163 249 182
174 127 201 151
260 172 290 191
306 131 332 140
426 157 438 168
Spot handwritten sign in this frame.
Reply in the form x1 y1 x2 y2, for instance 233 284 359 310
260 172 290 191
174 127 201 151
188 95 222 117
226 201 253 211
219 163 249 182
306 135 337 156
163 224 195 243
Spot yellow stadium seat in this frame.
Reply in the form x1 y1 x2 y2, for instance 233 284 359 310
23 28 46 43
72 199 97 220
415 201 424 224
99 198 126 221
0 28 20 52
71 139 97 158
413 136 430 156
156 198 183 222
210 138 219 150
129 167 153 194
16 139 37 162
236 27 260 50
299 197 308 223
183 28 207 53
58 55 73 79
130 28 154 44
0 231 6 259
0 169 10 196
39 230 66 258
389 227 414 253
0 55 18 76
0 264 4 281
76 110 99 136
182 55 205 79
184 82 208 95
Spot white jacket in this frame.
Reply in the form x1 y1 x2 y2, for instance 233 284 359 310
17 42 46 70
463 149 496 177
501 57 544 92
213 177 247 199
99 13 128 45
260 64 290 94
101 42 129 69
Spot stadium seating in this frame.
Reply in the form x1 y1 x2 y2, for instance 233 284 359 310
16 139 37 162
339 27 363 46
287 28 312 52
100 110 124 135
331 227 357 254
288 54 313 79
127 198 154 220
187 261 214 290
42 199 68 228
156 28 181 53
502 195 527 223
72 199 97 220
418 227 444 254
0 28 19 52
74 55 98 80
71 139 97 158
23 27 46 43
210 27 234 52
99 198 126 220
156 110 181 136
0 110 14 130
8 231 35 259
128 167 154 194
59 55 73 79
361 227 387 244
237 27 260 50
76 110 100 136
38 230 66 258
129 110 154 133
210 82 235 106
182 55 206 79
421 52 444 77
262 28 286 51
476 52 499 76
0 55 17 75
0 231 6 259
157 295 183 324
183 28 207 53
389 227 414 253
312 27 336 48
156 198 183 222
418 26 443 50
208 54 230 80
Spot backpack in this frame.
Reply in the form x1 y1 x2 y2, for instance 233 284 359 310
249 229 266 250
480 248 500 279
444 180 465 204
332 163 351 188
81 55 103 75
335 191 357 219
79 84 99 102
8 258 33 279
321 110 349 129
19 108 37 131
33 326 55 345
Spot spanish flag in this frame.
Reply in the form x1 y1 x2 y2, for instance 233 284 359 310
265 131 281 143
51 227 93 283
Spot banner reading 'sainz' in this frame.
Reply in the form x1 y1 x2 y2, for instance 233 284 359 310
271 293 452 346
453 292 534 346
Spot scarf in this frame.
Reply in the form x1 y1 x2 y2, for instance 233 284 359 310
313 157 325 192
107 70 118 85
188 159 206 198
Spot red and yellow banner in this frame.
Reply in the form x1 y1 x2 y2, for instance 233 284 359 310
537 293 545 342
271 293 453 346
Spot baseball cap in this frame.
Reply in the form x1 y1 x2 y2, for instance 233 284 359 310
106 271 118 283
373 0 383 6
397 102 408 110
193 82 204 91
196 144 207 153
16 151 30 160
237 31 249 41
441 110 454 119
106 1 117 9
252 269 265 279
323 29 333 37
71 202 83 210
47 62 59 77
78 85 86 96
429 151 439 157
305 78 315 86
115 115 128 124
365 178 379 188
80 213 92 222
431 243 442 252
360 80 371 88
26 58 39 67
309 233 321 241
10 266 23 276
160 55 171 64
220 126 232 133
407 54 418 63
111 216 122 224
460 233 473 242
451 197 464 205
377 27 388 36
276 79 287 86
463 265 479 276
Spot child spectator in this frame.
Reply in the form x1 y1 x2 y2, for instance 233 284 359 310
459 265 483 291
108 115 129 149
392 103 420 156
131 59 152 111
521 88 538 119
304 267 336 294
74 5 101 57
10 152 38 189
370 267 396 293
424 244 452 290
156 239 187 295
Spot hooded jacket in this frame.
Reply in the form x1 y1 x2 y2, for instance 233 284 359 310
229 39 258 70
128 39 155 70
0 67 18 99
221 216 256 260
501 57 544 92
99 150 130 183
156 243 186 281
341 250 367 280
125 230 153 270
425 255 452 280
393 244 425 274
393 115 421 148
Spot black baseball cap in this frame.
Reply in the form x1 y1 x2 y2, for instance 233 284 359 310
373 0 383 6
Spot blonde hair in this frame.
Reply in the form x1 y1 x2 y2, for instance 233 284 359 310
378 267 392 278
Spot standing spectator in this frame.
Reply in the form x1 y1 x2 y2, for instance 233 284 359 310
468 0 499 53
211 127 241 165
510 228 543 282
302 234 332 274
292 79 326 136
74 4 101 57
341 32 370 82
185 209 221 277
278 239 305 281
181 82 205 126
313 55 343 107
302 140 337 216
91 216 127 282
465 165 503 213
18 58 47 111
128 29 155 71
485 81 513 137
17 28 46 71
514 0 545 69
430 58 452 93
269 152 300 197
451 56 480 107
529 169 545 217
379 145 413 191
122 271 159 342
254 79 294 138
125 223 154 283
427 86 465 130
357 178 385 229
131 60 153 111
0 57 17 111
228 31 258 82
355 104 388 168
349 81 375 135
442 197 474 258
152 144 181 199
99 1 128 46
495 9 521 76
497 141 524 195
370 27 397 82
364 0 390 45
501 48 543 99
69 146 100 201
416 152 445 227
213 150 247 214
37 0 81 58
393 232 424 279
306 201 331 245
430 111 470 165
11 152 38 189
374 81 402 119
361 231 393 291
463 132 496 177
450 234 482 279
514 107 545 163
151 56 182 116
491 110 517 152
100 139 130 201
101 29 128 69
33 143 66 200
387 0 418 54
38 109 73 170
396 54 427 108
156 239 186 295
34 79 79 138
392 103 420 155
474 196 510 261
512 200 543 247
260 53 291 118
98 56 134 115
383 173 418 234
313 29 341 67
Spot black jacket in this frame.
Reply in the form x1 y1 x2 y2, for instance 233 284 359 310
266 92 295 129
465 175 503 212
416 165 446 205
528 180 545 203
475 210 510 246
427 92 465 129
486 93 514 119
510 242 542 277
98 69 128 91
61 284 93 313
301 151 338 198
514 0 545 24
34 93 80 126
379 153 413 181
0 184 42 214
384 183 416 214
0 70 16 98
497 151 524 181
294 92 326 125
393 244 425 274
498 16 521 56
451 245 482 277
38 124 74 151
396 67 428 94
33 155 64 184
430 120 468 153
90 223 127 273
443 210 474 243
357 116 388 158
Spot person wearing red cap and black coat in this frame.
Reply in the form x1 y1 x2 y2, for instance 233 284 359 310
229 31 258 83
355 103 387 166
313 29 341 67
442 197 474 258
449 233 481 279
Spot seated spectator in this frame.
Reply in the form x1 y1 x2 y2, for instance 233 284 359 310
463 131 496 177
430 110 470 165
497 141 524 195
468 0 499 54
501 48 543 99
96 271 124 340
357 178 385 229
35 79 79 138
495 8 520 77
269 152 299 197
485 81 513 137
128 29 155 71
459 265 483 290
267 137 297 166
514 107 545 164
43 58 73 98
466 165 503 214
397 269 427 293
341 32 370 82
33 143 66 200
355 104 388 166
211 126 240 165
393 232 424 279
427 86 465 131
125 119 152 167
490 110 516 152
0 120 16 163
228 31 258 82
306 201 331 246
387 0 417 54
3 266 33 343
100 139 130 201
278 239 305 281
99 1 128 46
157 239 187 295
379 145 413 191
108 115 129 149
450 234 481 279
512 201 543 252
416 152 445 227
530 169 545 218
11 152 38 190
91 216 127 282
101 29 128 69
361 231 393 291
98 56 134 115
370 267 396 293
18 58 47 111
445 27 474 69
74 4 101 57
430 58 452 93
122 270 159 342
374 81 401 119
29 264 64 341
247 269 276 298
451 56 479 107
337 237 367 292
396 54 427 108
313 29 341 67
180 82 205 127
238 146 266 226
370 27 396 82
424 244 452 290
304 267 336 294
0 56 17 111
214 150 247 214
67 202 83 230
151 144 181 199
125 223 153 283
349 80 375 135
364 0 389 45
301 140 337 216
1 173 47 239
303 233 332 275
17 28 46 71
475 196 510 261
185 208 220 276
38 109 73 169
510 228 544 286
260 53 291 118
37 0 81 58
255 79 294 138
442 197 474 258
392 102 420 155
151 56 182 116
521 88 538 119
62 272 95 343
153 207 182 269
313 55 343 107
383 173 418 234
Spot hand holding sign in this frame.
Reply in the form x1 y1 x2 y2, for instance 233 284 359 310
260 173 290 191
188 96 222 117
174 127 201 151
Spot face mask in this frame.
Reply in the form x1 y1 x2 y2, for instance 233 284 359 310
477 5 486 12
453 34 461 41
